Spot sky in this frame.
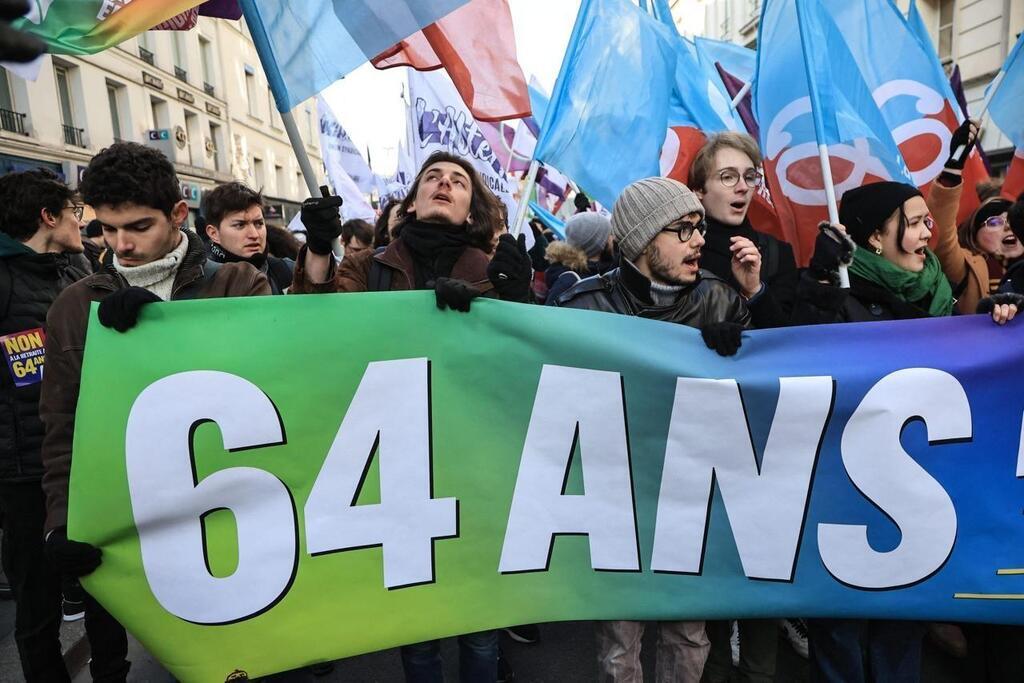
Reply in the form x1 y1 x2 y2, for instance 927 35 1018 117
322 0 705 178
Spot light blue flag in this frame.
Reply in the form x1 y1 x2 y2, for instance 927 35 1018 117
239 0 468 111
821 0 963 186
905 0 959 102
986 32 1024 149
528 201 565 239
668 36 742 132
756 0 911 207
534 0 677 208
694 37 756 84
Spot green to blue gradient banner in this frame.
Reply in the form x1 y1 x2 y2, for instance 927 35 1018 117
70 292 1024 681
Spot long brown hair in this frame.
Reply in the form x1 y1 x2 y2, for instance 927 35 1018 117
397 151 502 252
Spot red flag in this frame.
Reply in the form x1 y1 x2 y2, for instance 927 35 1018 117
1002 149 1024 201
372 0 530 123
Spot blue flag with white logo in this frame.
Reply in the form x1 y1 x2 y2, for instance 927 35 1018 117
987 32 1024 149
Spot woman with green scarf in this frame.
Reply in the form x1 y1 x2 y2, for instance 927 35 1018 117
793 180 1019 682
794 181 1019 325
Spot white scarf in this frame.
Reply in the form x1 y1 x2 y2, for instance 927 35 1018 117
113 233 189 301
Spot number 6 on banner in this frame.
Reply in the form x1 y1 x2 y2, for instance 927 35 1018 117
304 358 458 588
126 371 297 625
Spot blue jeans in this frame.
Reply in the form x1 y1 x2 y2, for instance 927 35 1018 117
400 630 499 682
807 618 924 683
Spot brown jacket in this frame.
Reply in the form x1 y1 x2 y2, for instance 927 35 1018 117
290 239 495 294
39 230 270 532
928 179 989 315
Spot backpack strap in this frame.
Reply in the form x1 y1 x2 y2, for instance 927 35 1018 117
367 247 392 292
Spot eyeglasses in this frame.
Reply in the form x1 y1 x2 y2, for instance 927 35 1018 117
660 218 707 243
717 169 763 188
907 215 935 231
65 204 84 221
980 215 1008 230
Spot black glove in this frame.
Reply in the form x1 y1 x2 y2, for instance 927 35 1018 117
976 292 1024 314
487 233 533 302
300 192 344 256
434 277 480 313
701 322 745 357
0 0 46 63
97 287 161 332
45 527 101 578
945 119 979 171
809 222 856 283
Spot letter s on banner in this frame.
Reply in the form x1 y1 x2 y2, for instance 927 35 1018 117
125 371 297 625
818 368 969 589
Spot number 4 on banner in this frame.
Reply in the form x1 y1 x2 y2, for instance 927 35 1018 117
305 358 458 588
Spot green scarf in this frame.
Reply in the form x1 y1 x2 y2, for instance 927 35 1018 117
848 246 954 317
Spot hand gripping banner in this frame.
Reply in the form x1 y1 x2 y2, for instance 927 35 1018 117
69 293 1024 681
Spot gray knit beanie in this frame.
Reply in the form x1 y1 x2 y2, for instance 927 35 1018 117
611 177 705 261
565 212 612 259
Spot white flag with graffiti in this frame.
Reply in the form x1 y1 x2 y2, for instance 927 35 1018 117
406 69 516 216
316 97 375 222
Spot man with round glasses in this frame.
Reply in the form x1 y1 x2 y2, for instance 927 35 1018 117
690 132 799 331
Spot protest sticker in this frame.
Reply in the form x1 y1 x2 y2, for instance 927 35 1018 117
70 294 1024 681
2 327 46 387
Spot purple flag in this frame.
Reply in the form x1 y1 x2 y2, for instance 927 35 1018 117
199 0 242 19
715 63 759 140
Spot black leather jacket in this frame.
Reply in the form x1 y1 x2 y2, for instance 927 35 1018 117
552 258 751 329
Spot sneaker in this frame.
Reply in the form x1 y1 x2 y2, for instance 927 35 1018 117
780 618 809 659
503 624 540 644
62 597 84 622
730 621 740 666
497 653 515 683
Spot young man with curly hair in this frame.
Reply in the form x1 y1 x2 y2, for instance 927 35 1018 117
38 143 270 682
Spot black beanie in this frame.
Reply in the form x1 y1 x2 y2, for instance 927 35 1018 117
84 219 102 238
1009 201 1024 243
971 198 1012 234
839 181 923 247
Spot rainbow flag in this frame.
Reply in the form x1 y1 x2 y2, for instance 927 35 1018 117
13 1 206 55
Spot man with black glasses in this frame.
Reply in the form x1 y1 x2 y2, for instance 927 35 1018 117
690 132 798 331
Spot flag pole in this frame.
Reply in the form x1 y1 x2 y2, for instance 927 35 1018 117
794 0 848 287
950 70 1004 161
510 161 540 237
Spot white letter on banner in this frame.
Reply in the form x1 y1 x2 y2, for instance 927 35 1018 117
818 368 968 589
499 365 639 573
650 377 834 579
305 358 457 589
126 371 296 625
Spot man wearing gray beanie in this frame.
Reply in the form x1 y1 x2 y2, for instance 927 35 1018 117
552 176 751 681
543 212 615 303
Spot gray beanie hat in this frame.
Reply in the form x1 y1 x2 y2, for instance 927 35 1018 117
565 212 612 259
611 177 705 261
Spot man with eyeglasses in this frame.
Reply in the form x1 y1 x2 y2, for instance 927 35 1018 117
0 169 89 682
553 178 750 681
690 132 799 332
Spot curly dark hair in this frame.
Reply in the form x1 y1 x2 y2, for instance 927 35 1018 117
79 142 181 216
397 151 502 251
374 198 399 248
0 169 75 241
202 182 263 228
342 218 374 248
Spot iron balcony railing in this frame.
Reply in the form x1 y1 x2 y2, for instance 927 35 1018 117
0 108 27 135
62 124 85 147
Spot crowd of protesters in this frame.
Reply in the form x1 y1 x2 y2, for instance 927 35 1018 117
0 116 1022 683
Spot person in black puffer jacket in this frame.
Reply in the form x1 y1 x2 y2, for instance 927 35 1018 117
0 169 89 682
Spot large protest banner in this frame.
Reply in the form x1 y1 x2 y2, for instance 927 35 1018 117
71 294 1024 681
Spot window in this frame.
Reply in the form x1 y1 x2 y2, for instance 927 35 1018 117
150 96 168 130
253 156 264 188
267 86 280 128
0 69 13 111
209 122 223 171
244 65 258 117
305 107 314 142
275 164 286 195
107 83 123 141
747 0 760 18
184 111 200 166
0 69 25 135
199 36 215 94
172 33 187 81
55 66 74 128
938 0 955 63
720 0 732 37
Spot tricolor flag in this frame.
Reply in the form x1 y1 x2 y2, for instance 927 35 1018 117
372 0 530 123
14 0 205 54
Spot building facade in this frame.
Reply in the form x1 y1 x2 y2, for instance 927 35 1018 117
0 16 325 227
693 0 1023 171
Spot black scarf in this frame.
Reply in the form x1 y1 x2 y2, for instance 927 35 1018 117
400 220 472 288
700 215 757 287
209 241 267 271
